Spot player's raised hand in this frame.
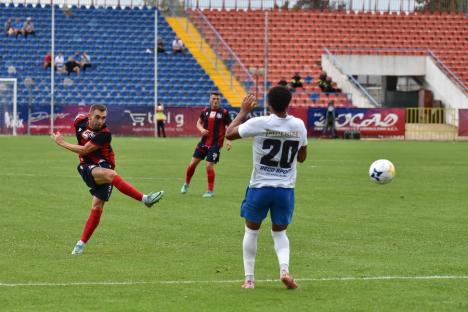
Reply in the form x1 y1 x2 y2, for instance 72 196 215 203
240 93 257 113
50 131 65 145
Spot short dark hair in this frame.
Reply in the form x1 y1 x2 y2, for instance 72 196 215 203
267 86 292 113
90 104 107 113
210 91 221 96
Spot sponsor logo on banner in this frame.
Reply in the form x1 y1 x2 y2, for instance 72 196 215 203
308 108 406 136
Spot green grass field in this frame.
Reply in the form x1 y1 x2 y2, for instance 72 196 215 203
1 136 467 311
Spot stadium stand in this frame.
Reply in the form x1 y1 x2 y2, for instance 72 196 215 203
0 3 223 109
195 9 467 107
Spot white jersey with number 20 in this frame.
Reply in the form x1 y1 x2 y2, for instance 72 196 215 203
238 114 308 188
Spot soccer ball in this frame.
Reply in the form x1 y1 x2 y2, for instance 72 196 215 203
369 159 395 184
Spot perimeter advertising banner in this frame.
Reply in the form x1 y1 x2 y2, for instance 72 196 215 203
4 105 204 136
5 105 300 136
5 104 386 137
308 107 406 136
458 109 468 136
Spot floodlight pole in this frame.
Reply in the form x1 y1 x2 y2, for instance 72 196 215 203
50 3 55 133
12 79 17 136
154 2 159 138
263 11 268 115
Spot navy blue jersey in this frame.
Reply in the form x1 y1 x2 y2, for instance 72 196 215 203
74 114 115 169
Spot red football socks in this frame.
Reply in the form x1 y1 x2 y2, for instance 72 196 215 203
81 208 103 243
207 167 215 192
111 175 143 201
185 164 196 184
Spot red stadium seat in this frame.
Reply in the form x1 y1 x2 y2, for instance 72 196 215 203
200 9 467 104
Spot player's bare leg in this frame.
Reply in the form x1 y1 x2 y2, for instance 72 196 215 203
72 197 105 255
181 157 202 194
242 220 261 289
272 224 298 289
92 167 164 207
203 161 216 198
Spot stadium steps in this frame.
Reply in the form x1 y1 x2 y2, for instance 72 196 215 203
166 17 247 107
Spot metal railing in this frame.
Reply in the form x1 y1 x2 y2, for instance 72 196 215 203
327 47 468 94
405 107 459 140
187 8 257 93
406 107 456 124
186 0 467 13
1 0 466 12
427 50 468 94
323 47 380 107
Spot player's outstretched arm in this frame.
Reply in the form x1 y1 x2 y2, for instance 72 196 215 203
226 94 256 140
51 131 99 156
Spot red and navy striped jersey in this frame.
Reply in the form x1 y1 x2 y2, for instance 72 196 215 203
74 114 115 169
199 107 232 148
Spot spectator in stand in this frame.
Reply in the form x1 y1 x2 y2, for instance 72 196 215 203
24 17 35 38
331 82 342 93
277 79 289 88
157 38 165 53
324 77 335 93
73 51 83 69
54 52 65 73
5 18 12 36
318 71 327 82
172 37 185 54
12 18 24 38
43 52 51 70
290 72 304 89
65 56 80 76
318 71 328 92
82 52 92 71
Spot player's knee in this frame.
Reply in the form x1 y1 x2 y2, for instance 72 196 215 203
107 170 117 182
272 224 288 232
92 204 104 210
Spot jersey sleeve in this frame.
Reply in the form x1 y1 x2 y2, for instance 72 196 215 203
238 117 263 138
91 131 111 146
224 109 232 126
299 120 308 147
74 114 87 127
199 108 207 122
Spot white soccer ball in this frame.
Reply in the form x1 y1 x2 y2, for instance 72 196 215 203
369 159 395 184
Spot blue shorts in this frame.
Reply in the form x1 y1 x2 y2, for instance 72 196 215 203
193 143 221 163
240 187 295 226
77 162 113 201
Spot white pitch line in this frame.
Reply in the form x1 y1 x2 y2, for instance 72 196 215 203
1 275 468 287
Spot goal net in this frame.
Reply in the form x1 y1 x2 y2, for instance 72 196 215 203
0 78 18 135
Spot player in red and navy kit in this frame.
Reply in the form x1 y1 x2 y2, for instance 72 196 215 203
51 104 164 255
180 91 232 197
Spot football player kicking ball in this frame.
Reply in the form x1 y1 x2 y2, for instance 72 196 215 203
226 88 308 289
51 104 164 255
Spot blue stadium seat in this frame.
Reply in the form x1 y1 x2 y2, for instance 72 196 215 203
0 5 220 107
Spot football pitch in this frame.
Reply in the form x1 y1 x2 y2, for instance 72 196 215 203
0 136 467 311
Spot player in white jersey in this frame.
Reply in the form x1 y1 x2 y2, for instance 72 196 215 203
226 87 308 289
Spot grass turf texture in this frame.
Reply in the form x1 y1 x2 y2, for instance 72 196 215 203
0 136 467 311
